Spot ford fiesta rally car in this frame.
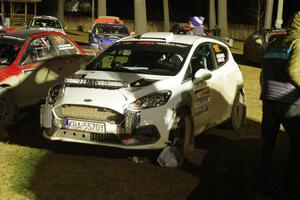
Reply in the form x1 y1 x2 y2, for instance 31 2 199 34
40 32 246 153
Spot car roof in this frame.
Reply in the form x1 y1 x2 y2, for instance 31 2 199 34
120 32 222 45
0 28 59 40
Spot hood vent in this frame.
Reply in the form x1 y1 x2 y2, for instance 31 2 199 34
64 77 127 89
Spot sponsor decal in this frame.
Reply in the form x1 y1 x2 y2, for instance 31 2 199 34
216 53 225 62
195 86 210 115
58 44 75 50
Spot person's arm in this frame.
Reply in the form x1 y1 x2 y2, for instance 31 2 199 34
288 39 300 87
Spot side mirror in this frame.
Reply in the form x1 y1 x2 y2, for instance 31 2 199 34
193 68 212 84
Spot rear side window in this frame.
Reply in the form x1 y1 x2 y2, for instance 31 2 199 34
52 35 79 56
211 43 228 67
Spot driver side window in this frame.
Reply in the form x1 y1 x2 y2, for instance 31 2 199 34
20 36 55 66
191 44 215 76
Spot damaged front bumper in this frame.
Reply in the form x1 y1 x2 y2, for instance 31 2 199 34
40 103 164 149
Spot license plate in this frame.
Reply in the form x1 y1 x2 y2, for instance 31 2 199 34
65 119 105 133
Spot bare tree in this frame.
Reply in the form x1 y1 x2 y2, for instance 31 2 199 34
247 0 266 30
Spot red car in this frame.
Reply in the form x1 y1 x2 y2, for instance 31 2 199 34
0 28 94 126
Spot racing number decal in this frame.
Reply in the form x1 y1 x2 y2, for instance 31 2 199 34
212 44 221 53
195 86 210 116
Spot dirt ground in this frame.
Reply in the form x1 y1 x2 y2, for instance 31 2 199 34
0 39 291 200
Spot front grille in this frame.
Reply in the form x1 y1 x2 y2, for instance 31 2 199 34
90 133 120 144
54 104 124 124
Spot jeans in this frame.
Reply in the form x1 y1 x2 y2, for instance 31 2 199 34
259 100 300 191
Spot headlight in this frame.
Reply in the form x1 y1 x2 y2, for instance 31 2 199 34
129 90 172 110
46 83 64 104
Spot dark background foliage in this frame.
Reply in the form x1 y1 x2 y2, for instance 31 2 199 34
38 0 300 26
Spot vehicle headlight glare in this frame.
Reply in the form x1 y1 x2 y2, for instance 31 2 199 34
129 90 172 110
46 83 63 104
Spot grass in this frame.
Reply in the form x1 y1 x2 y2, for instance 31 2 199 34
0 41 289 200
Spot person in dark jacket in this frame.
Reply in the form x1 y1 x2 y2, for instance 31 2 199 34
256 11 300 200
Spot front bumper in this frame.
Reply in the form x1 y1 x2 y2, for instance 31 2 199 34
40 103 170 149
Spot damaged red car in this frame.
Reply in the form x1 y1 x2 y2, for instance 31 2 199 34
0 28 94 126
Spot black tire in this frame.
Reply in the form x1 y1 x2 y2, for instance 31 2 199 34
172 110 194 156
0 91 16 127
224 91 246 130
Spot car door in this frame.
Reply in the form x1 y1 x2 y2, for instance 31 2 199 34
16 35 58 107
189 43 225 133
51 34 89 72
210 42 239 123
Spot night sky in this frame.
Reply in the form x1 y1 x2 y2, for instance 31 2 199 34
38 0 300 27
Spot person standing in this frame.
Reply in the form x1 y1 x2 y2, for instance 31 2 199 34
256 11 300 200
188 16 207 36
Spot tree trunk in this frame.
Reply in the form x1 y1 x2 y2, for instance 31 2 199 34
163 0 170 31
134 0 148 34
209 0 216 29
218 0 228 36
257 0 261 30
275 0 284 28
57 0 65 24
98 0 106 18
264 0 274 28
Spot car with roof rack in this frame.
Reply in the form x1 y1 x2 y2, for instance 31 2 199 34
88 16 130 50
0 28 94 127
40 32 246 154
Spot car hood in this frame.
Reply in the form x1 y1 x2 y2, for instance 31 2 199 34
58 70 174 113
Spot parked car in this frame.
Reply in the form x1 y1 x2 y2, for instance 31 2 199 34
26 15 66 34
0 15 3 29
89 16 130 50
243 28 287 63
0 28 94 126
41 32 246 154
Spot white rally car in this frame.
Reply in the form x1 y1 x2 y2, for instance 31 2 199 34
40 32 246 153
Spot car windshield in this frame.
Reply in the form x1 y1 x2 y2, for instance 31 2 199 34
0 37 24 66
86 41 191 76
93 24 129 35
268 32 286 44
29 19 62 29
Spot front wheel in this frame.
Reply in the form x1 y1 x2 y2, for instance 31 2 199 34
0 91 16 127
172 110 194 156
225 91 246 130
